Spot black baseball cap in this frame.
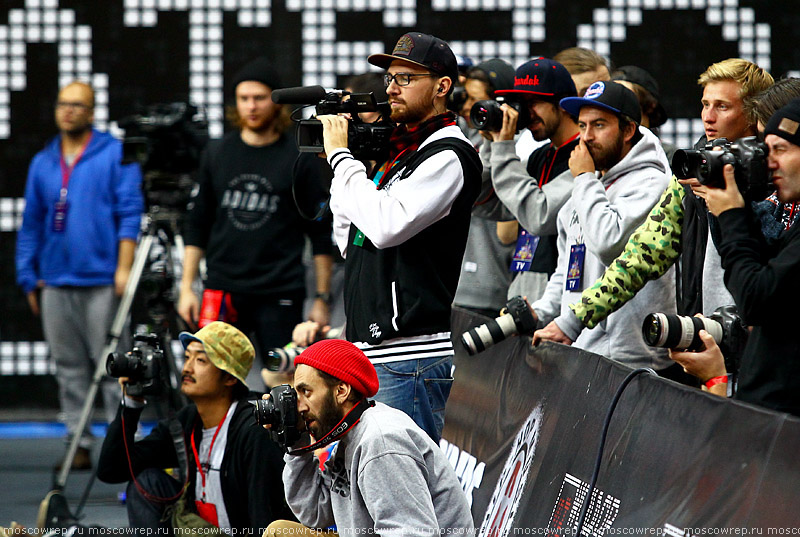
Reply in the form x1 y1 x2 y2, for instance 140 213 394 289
765 98 800 147
368 32 459 84
612 65 668 127
495 58 576 98
472 59 516 92
560 81 642 124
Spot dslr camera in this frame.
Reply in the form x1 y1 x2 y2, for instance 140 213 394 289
106 333 168 397
641 305 748 377
461 296 538 355
671 136 771 200
272 85 394 161
251 384 302 450
470 96 530 132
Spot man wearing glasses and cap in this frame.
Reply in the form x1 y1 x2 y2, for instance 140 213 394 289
316 32 482 443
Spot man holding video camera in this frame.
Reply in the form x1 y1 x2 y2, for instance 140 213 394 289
265 339 473 536
97 321 292 532
316 32 482 442
697 99 800 416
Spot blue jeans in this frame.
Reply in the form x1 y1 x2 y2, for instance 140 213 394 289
372 356 454 443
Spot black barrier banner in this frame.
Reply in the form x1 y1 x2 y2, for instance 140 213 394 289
442 307 800 535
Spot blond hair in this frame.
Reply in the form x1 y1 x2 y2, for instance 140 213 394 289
697 58 773 102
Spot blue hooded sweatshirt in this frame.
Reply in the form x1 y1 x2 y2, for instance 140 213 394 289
15 129 144 293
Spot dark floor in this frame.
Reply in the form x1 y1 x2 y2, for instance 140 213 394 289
0 435 128 529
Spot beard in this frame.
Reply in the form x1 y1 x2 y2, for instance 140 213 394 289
305 390 345 440
586 135 624 172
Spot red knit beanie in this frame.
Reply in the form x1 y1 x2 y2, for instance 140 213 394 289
295 340 380 398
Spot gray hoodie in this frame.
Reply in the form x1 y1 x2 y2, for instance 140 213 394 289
532 126 676 369
282 402 474 536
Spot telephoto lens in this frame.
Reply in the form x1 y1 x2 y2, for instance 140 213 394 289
641 313 724 351
461 296 537 355
264 345 305 373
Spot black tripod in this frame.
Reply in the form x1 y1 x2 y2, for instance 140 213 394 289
42 202 189 528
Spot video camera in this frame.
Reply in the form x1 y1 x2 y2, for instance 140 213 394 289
119 102 209 211
461 296 538 355
470 96 530 132
106 333 169 397
641 305 748 377
672 136 771 200
251 384 302 450
272 85 394 161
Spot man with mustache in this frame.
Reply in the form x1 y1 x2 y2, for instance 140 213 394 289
528 81 675 367
97 321 292 533
316 32 482 442
473 58 581 304
265 339 473 536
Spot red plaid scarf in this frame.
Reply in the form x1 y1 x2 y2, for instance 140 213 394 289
387 112 457 162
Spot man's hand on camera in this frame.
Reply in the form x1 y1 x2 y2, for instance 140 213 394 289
532 321 573 347
318 114 349 157
119 377 145 403
293 320 330 348
569 138 596 177
669 327 728 396
489 104 518 142
704 163 745 216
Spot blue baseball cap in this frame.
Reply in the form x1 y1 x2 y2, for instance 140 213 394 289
559 81 641 124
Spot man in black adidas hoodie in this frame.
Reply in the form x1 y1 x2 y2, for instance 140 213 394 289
317 32 482 442
178 57 333 364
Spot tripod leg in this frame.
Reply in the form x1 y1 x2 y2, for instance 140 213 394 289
54 233 155 490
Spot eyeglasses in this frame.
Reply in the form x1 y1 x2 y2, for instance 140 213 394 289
55 101 91 111
383 72 436 87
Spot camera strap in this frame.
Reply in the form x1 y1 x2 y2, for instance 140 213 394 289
288 398 375 456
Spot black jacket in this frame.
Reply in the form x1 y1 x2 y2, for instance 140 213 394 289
97 398 294 532
343 137 482 344
718 207 800 416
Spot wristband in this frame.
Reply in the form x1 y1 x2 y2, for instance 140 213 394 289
314 292 332 305
704 375 728 389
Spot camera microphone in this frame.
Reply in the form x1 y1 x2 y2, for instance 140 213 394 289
272 85 329 104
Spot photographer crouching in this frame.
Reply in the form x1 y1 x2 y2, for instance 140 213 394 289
97 322 293 533
697 99 800 416
262 339 473 536
315 32 482 443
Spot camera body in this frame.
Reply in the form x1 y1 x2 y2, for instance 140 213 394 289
470 96 530 132
461 296 538 355
295 91 394 161
106 333 166 397
641 305 748 377
672 136 770 200
252 384 301 450
119 102 208 211
447 85 468 113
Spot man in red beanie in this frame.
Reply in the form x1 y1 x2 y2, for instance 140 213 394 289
265 339 473 536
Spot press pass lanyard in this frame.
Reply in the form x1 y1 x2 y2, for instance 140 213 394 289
190 410 228 503
58 133 92 202
288 399 375 456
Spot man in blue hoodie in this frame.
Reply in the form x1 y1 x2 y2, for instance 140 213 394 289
15 80 144 470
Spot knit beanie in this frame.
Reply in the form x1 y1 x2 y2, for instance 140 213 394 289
765 98 800 147
231 57 282 94
295 340 379 398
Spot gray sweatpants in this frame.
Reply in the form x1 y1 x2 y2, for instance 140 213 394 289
41 285 121 448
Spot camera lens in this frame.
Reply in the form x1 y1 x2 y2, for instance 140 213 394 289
106 351 143 378
470 100 503 131
252 398 280 428
641 313 724 351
